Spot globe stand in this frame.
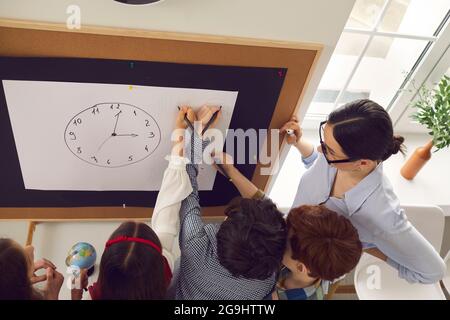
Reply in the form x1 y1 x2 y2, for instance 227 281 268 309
87 265 95 277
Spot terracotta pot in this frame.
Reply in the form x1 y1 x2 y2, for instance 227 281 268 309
400 140 433 180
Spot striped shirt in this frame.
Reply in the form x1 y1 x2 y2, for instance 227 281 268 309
265 267 328 300
175 132 276 300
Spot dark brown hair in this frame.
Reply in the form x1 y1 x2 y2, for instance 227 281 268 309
216 197 287 280
97 221 167 300
0 239 41 300
328 99 405 161
287 205 362 281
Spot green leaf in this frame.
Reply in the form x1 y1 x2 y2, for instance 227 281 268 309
410 75 450 152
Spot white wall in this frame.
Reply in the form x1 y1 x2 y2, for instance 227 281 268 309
0 0 355 120
0 0 356 218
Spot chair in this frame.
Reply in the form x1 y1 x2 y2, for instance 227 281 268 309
354 204 447 300
441 249 450 297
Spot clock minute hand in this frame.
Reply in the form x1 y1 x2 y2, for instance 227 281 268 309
115 133 139 137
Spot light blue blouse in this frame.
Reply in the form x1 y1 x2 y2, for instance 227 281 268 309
293 150 446 284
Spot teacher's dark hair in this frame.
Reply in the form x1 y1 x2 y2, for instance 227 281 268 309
328 99 405 161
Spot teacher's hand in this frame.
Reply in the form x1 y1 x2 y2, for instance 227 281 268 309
281 115 302 145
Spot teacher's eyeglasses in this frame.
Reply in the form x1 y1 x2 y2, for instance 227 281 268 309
319 121 358 164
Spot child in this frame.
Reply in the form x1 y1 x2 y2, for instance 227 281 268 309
213 153 362 300
174 107 287 300
83 221 171 300
0 239 64 300
269 205 362 300
151 106 196 274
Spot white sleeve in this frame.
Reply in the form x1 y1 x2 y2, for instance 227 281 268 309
152 155 192 271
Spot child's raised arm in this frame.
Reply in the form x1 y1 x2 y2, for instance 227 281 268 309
151 106 196 270
213 152 264 200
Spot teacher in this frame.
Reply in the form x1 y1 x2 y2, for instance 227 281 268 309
282 99 445 284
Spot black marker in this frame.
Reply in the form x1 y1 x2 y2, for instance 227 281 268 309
177 106 194 131
214 158 232 182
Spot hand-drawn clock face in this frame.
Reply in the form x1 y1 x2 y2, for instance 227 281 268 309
64 103 161 168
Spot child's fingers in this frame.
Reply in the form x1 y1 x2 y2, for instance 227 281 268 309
54 270 64 281
210 105 221 114
186 107 196 123
46 266 54 280
198 105 221 129
30 273 47 284
42 258 56 269
34 258 56 271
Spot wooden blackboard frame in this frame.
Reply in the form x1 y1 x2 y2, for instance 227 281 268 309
0 19 321 220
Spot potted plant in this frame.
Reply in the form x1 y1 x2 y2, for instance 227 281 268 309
401 74 450 180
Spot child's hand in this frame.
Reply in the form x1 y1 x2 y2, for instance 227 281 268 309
176 106 196 129
71 269 88 300
24 245 56 284
196 105 221 135
44 267 64 300
30 258 57 284
172 106 195 157
212 151 235 177
281 115 302 145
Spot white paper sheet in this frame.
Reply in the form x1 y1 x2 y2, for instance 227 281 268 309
3 80 238 191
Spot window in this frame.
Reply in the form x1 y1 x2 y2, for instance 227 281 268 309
270 0 450 208
305 0 450 123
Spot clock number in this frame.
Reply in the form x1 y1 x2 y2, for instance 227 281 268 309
145 119 150 127
92 107 100 115
134 110 137 116
69 132 76 140
77 147 82 154
107 159 111 165
91 156 98 163
145 145 149 152
116 104 120 109
148 132 155 138
110 104 114 109
73 118 82 126
128 155 133 162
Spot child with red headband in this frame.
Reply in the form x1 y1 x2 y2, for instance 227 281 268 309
83 221 172 300
74 106 201 300
76 108 197 300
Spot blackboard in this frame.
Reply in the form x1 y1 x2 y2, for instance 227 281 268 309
0 19 321 219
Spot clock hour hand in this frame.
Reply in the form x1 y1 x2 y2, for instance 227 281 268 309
112 111 122 135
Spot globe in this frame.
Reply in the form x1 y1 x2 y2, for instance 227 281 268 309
65 242 97 270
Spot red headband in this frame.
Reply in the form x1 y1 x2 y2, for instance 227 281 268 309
105 236 162 253
105 236 172 285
